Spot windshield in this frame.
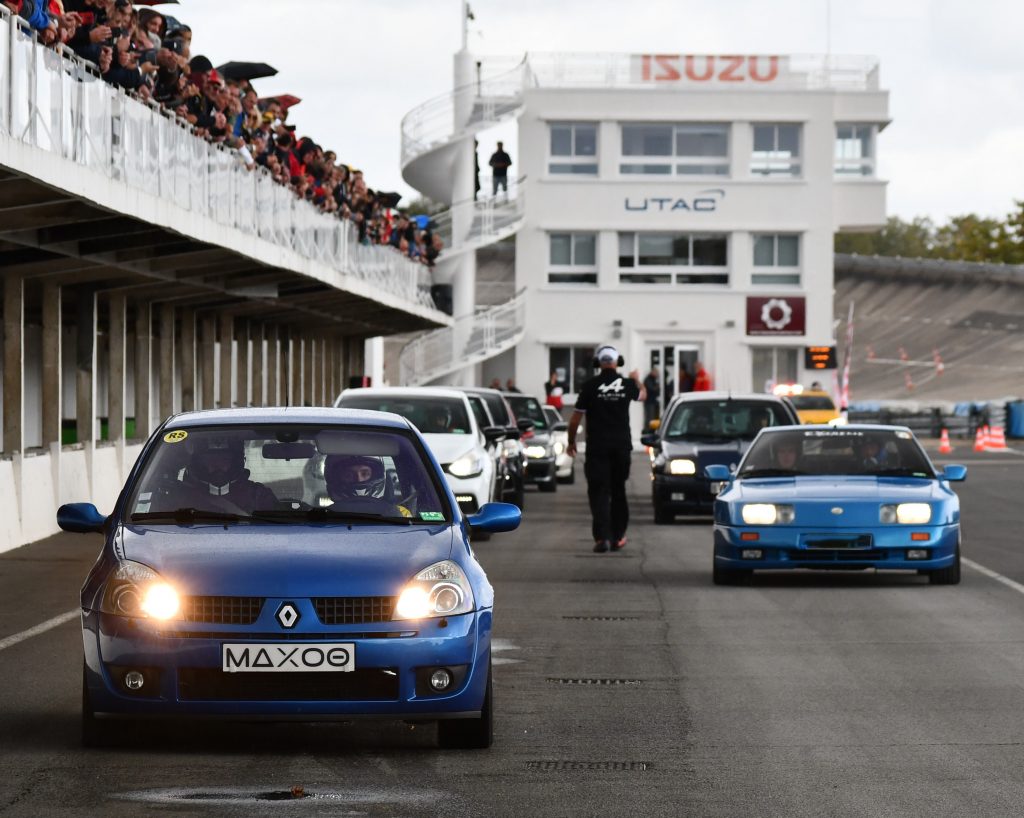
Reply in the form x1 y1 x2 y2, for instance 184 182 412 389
126 425 449 525
506 395 548 430
737 428 936 478
791 394 836 411
338 394 473 435
543 407 562 427
479 393 513 427
467 395 492 429
664 400 790 441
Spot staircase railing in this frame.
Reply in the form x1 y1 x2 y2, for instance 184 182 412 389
399 290 526 386
428 177 525 255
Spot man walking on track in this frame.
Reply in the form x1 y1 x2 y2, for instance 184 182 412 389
566 346 646 553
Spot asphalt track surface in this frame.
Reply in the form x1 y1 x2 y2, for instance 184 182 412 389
2 447 1024 817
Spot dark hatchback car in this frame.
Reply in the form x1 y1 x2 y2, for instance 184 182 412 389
503 393 557 493
458 387 526 509
642 393 800 523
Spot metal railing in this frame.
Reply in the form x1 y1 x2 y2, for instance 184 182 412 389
399 290 527 386
0 10 436 312
429 177 525 256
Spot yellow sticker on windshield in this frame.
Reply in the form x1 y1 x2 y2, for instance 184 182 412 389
163 430 188 444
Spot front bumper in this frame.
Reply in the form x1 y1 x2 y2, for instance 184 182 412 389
554 453 574 478
713 524 960 571
524 456 557 484
83 608 492 719
653 474 716 514
442 472 488 514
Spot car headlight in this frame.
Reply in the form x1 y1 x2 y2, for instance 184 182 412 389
669 459 696 476
393 560 475 620
880 503 931 524
448 453 484 478
525 445 549 459
100 560 180 620
553 440 566 456
741 503 795 525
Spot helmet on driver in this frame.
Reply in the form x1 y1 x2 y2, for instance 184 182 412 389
323 455 387 501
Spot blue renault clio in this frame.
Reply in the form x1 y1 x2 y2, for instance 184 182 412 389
58 408 520 748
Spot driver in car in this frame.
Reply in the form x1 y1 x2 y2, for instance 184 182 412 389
688 406 713 435
323 454 407 516
160 436 277 513
772 437 802 471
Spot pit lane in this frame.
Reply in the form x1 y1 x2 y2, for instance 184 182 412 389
2 451 1024 817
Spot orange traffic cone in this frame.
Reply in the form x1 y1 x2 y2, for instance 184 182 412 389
973 425 987 452
988 426 1008 451
938 428 952 454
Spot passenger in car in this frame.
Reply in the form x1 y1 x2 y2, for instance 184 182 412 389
155 436 277 512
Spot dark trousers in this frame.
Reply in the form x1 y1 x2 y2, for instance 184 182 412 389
584 447 632 543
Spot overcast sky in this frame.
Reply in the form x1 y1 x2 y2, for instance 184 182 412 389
173 0 1023 224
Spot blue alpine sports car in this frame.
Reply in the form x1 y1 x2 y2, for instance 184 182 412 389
706 425 965 585
58 407 520 748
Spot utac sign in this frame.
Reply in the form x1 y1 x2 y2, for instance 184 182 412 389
632 54 787 86
747 297 805 337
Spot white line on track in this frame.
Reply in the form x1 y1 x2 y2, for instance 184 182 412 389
963 558 1024 596
0 609 78 653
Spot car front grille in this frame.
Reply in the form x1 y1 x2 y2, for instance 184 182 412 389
180 596 264 625
177 668 400 701
313 597 396 625
787 549 888 563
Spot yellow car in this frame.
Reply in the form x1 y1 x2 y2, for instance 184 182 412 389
787 389 840 425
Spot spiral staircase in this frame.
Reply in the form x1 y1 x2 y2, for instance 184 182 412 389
397 58 529 385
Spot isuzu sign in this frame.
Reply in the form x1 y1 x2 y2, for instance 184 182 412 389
625 189 724 213
747 296 806 336
632 54 786 85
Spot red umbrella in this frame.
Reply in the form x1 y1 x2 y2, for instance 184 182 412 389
259 94 302 111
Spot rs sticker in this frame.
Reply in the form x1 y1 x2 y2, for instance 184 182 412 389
163 430 188 443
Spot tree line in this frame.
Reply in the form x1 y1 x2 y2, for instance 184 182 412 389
835 200 1024 264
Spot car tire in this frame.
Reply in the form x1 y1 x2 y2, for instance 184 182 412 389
653 503 674 525
438 658 493 749
712 560 750 586
928 546 961 586
538 481 557 493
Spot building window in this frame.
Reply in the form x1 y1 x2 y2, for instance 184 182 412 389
618 232 728 285
548 232 597 284
752 347 799 392
835 123 875 176
620 123 729 176
752 234 801 285
549 123 598 175
751 123 801 177
548 345 597 395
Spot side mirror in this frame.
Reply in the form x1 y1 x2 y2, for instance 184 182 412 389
704 464 732 482
467 502 521 534
640 432 660 449
57 502 107 534
941 464 967 482
516 418 535 433
648 419 661 431
482 426 507 444
503 426 521 441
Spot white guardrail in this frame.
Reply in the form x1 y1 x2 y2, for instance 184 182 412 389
430 176 525 255
0 10 436 312
399 290 526 386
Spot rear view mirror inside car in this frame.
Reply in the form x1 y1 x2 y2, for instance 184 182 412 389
262 442 316 460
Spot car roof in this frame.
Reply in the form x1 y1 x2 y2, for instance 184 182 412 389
458 386 504 396
339 386 471 401
165 406 414 430
669 391 789 403
758 424 913 433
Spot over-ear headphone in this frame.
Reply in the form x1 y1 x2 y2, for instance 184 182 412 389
592 345 625 369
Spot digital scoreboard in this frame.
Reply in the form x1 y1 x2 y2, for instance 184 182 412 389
804 346 837 370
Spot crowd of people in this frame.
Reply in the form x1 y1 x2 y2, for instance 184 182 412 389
5 0 443 267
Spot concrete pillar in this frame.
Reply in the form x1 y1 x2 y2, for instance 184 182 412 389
251 323 265 406
76 291 96 445
303 334 314 406
107 293 126 442
236 319 249 407
3 274 24 455
134 302 152 439
284 327 295 406
326 336 336 403
219 312 233 408
267 325 279 406
159 304 175 421
201 314 216 410
180 308 196 412
337 337 348 389
41 284 62 447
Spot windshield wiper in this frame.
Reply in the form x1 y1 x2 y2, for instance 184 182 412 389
871 468 932 478
258 508 417 525
738 468 805 479
131 508 245 525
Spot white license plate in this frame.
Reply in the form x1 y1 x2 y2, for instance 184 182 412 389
671 492 686 501
222 643 355 673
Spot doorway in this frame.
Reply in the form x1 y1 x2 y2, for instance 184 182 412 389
649 343 704 418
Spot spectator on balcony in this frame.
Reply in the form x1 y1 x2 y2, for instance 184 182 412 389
489 141 512 196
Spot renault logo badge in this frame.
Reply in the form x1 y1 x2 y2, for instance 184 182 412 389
275 602 300 629
831 507 844 515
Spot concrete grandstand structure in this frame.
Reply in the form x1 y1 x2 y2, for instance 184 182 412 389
0 11 450 552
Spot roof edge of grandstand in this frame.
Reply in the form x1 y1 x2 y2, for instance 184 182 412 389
835 253 1024 286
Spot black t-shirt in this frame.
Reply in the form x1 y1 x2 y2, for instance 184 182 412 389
575 369 641 451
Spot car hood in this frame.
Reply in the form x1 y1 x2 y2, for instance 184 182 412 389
119 524 455 597
421 433 482 465
727 476 953 526
662 438 750 471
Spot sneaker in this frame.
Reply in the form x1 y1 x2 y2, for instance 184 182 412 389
611 537 627 551
593 539 609 553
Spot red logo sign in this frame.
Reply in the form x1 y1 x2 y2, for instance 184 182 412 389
747 297 805 336
633 55 784 85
